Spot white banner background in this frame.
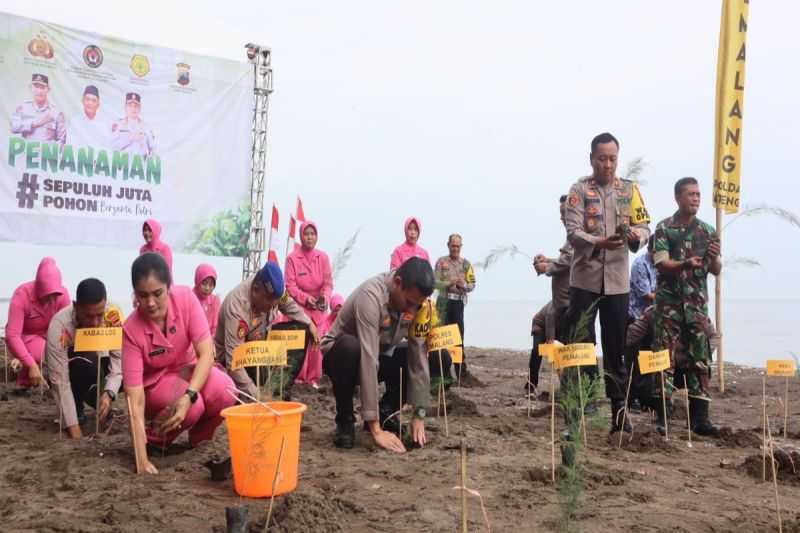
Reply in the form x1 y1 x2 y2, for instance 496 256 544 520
0 11 252 256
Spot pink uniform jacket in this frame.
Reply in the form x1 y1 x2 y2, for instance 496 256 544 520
122 285 210 388
5 257 70 368
390 216 430 270
319 293 345 337
193 263 221 337
285 222 333 318
285 221 333 384
139 218 174 273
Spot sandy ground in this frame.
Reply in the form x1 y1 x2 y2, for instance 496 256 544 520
1 347 800 532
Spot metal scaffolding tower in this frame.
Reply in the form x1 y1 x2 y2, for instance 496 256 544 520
242 44 274 280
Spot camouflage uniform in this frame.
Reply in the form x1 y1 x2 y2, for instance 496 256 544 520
652 213 717 398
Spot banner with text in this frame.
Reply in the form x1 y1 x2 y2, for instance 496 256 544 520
712 0 749 214
0 11 252 255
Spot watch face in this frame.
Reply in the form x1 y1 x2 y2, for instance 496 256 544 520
416 408 426 418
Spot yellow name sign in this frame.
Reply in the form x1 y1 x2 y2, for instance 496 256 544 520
767 359 797 377
450 345 463 364
266 329 306 350
555 343 597 369
638 349 671 374
427 324 463 351
74 327 123 352
231 341 288 371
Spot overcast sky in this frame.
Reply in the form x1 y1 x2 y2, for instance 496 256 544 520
2 1 798 314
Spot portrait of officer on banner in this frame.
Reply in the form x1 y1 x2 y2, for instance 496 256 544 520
67 85 111 150
10 73 66 145
111 92 156 159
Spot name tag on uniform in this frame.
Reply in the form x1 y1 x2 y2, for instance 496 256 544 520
149 348 166 357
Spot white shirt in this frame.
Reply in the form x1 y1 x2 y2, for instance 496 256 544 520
67 112 111 151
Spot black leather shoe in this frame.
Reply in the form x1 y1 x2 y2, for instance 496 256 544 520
334 422 355 449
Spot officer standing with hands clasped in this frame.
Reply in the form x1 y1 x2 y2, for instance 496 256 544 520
112 92 156 158
563 132 651 433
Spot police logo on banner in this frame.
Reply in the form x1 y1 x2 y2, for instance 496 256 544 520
177 62 191 86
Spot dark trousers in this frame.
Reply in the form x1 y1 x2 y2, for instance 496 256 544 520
530 332 544 388
625 317 658 409
68 352 110 410
444 299 467 373
565 287 629 402
322 335 422 425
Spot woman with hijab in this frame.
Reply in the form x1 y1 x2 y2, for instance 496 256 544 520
140 219 173 273
390 217 430 270
284 221 333 387
5 257 71 394
123 253 235 474
193 264 220 336
319 293 345 337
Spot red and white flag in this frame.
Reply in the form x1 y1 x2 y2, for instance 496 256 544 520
292 197 306 252
267 204 279 263
285 214 297 259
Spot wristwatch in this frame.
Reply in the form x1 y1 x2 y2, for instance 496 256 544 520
413 407 426 420
185 389 199 404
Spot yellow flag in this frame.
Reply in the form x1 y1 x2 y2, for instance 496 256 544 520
630 183 650 225
713 0 749 214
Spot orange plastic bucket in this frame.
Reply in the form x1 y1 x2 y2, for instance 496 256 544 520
221 401 307 498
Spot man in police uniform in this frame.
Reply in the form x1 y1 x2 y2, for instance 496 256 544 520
321 257 434 453
112 92 156 158
44 278 123 440
215 262 318 401
564 132 650 433
10 74 66 144
67 85 111 149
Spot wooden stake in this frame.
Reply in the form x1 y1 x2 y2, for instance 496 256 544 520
265 435 287 532
618 368 635 449
661 371 669 441
765 414 783 533
684 375 692 447
268 366 273 400
550 363 556 483
438 350 449 437
715 207 725 393
95 354 103 434
457 361 462 388
460 439 468 533
763 375 767 482
527 369 532 418
256 366 261 402
784 376 789 440
398 368 403 439
577 367 587 447
279 365 284 401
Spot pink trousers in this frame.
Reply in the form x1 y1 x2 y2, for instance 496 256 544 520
295 309 326 385
144 364 236 447
14 335 46 389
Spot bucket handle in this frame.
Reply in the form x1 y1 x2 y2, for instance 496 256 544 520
226 388 283 418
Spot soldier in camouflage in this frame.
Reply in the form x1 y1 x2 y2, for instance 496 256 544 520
653 177 722 436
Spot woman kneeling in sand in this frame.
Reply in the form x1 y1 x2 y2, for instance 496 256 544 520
123 253 236 474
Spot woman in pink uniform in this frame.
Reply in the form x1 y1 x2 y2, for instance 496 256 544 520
193 263 220 336
284 221 333 387
139 219 173 273
5 257 70 394
123 253 235 474
319 293 345 337
390 217 430 270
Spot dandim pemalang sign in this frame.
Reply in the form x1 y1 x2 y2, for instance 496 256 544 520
0 11 253 256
